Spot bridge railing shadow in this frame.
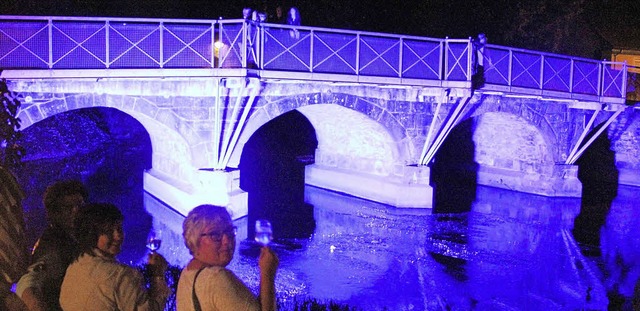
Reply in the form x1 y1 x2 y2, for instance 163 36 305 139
0 15 628 102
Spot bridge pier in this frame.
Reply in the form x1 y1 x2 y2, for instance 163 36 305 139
143 168 247 219
305 163 433 208
477 163 581 197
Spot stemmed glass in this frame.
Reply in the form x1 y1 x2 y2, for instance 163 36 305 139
146 230 162 252
255 219 273 246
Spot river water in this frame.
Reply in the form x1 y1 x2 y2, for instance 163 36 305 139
15 107 640 310
140 183 640 311
18 150 640 310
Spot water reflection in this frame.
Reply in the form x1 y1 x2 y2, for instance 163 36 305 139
139 184 640 310
17 107 640 309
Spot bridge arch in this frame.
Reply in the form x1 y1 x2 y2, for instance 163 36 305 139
449 110 558 195
229 99 418 206
463 95 560 163
18 94 198 190
229 97 410 171
229 102 405 173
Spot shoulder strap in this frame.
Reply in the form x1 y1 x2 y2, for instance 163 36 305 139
192 267 206 311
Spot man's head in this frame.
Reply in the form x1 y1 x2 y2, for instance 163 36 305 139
242 7 252 19
477 33 487 45
43 180 88 232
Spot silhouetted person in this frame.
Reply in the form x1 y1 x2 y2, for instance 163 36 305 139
472 33 491 89
287 7 301 39
286 6 301 26
273 5 285 24
17 180 88 311
242 7 253 20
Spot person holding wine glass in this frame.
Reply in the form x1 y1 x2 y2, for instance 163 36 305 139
17 179 88 311
146 230 162 253
59 203 170 311
176 204 279 311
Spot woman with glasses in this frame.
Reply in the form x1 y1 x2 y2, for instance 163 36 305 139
177 204 279 311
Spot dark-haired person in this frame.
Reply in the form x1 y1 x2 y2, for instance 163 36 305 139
176 204 279 311
59 203 169 310
17 180 88 311
286 7 301 40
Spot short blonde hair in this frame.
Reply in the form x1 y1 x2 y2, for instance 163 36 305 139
182 205 232 255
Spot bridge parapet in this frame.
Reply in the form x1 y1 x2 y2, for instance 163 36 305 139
0 15 628 104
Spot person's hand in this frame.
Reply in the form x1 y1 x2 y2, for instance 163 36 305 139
259 246 279 280
147 252 168 277
146 253 170 305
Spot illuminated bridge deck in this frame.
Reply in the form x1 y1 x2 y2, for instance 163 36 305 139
0 15 629 105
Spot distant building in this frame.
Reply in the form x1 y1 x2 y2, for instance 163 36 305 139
611 48 640 102
611 48 640 73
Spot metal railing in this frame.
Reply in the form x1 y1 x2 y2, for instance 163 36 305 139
0 15 628 102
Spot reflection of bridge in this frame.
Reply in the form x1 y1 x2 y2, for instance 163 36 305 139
1 16 636 217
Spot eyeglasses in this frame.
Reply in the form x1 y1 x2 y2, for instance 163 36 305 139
200 226 237 242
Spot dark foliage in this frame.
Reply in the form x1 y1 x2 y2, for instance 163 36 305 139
0 77 24 169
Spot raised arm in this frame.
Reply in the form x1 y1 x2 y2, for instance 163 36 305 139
258 246 279 311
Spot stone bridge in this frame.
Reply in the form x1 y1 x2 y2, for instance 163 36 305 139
6 76 638 217
1 16 638 218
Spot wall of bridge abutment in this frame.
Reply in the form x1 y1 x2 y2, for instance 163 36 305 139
4 72 640 217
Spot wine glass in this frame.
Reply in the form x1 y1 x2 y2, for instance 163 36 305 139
146 230 162 252
255 219 273 246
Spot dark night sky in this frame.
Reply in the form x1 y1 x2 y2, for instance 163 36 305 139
2 0 640 58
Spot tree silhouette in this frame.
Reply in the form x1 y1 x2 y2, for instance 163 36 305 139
0 77 24 169
502 0 610 59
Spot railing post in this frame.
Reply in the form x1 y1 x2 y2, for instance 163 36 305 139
444 37 449 81
569 59 574 93
242 21 247 68
622 62 628 99
260 25 266 69
211 21 215 68
508 49 513 87
597 62 603 96
539 54 544 90
310 29 314 73
467 37 472 81
105 21 110 68
48 18 53 69
438 40 443 80
398 37 403 78
159 22 164 68
356 33 361 75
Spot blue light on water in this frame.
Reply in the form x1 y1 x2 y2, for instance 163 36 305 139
138 184 640 310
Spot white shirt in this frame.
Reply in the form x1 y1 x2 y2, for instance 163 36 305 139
60 252 165 311
176 266 259 311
